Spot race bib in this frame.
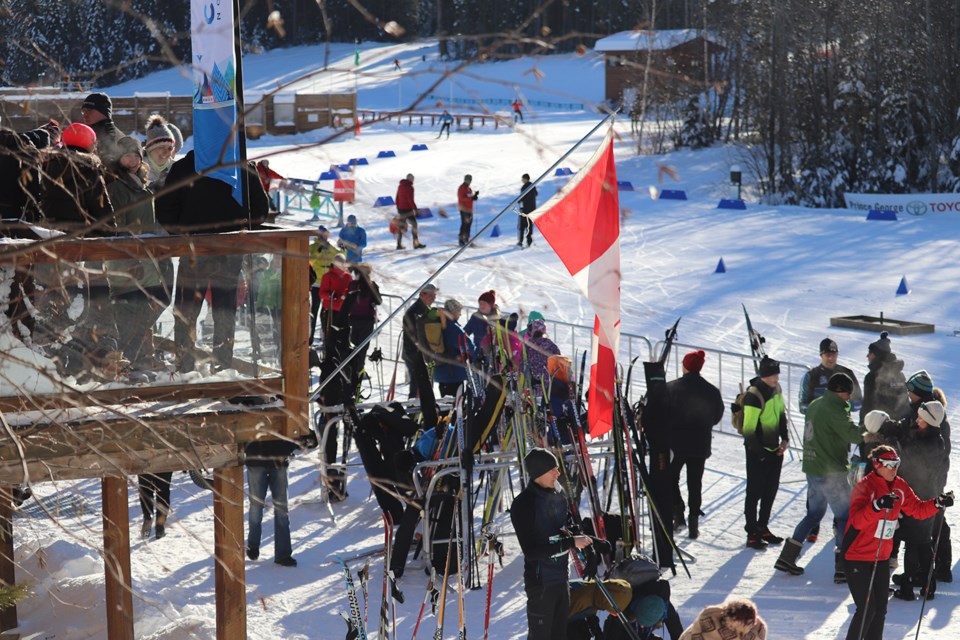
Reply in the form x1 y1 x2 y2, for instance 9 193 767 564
874 519 896 540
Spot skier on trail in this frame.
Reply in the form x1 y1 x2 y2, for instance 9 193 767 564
740 356 790 550
437 110 454 139
774 372 862 582
840 445 951 640
518 172 538 247
512 98 525 123
456 174 479 247
395 174 425 249
665 350 725 540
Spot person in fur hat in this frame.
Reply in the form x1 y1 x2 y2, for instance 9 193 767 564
679 599 767 640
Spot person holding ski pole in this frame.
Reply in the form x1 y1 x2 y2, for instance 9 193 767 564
841 445 952 640
511 448 593 640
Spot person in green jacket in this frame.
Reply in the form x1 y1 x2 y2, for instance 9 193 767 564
256 254 282 348
106 136 173 371
775 372 862 580
742 356 790 550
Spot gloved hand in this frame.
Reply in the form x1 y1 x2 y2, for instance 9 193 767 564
936 491 955 509
592 538 612 555
874 493 899 511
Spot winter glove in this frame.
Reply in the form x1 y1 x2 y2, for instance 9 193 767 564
936 491 955 509
592 538 612 556
472 191 479 200
873 493 899 511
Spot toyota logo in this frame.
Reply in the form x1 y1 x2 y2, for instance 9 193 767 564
906 201 926 216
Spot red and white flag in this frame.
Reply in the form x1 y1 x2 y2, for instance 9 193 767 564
529 127 620 437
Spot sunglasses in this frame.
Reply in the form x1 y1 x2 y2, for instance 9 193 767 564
876 458 901 469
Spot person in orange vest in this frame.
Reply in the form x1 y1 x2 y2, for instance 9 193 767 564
512 98 524 123
456 174 479 247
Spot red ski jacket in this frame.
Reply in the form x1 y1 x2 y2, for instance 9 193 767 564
396 179 417 211
319 267 353 312
842 470 939 562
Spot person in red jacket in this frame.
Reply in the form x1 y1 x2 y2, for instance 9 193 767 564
841 445 952 640
395 173 424 250
456 173 479 246
318 254 353 358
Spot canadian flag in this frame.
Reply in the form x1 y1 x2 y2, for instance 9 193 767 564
528 128 620 437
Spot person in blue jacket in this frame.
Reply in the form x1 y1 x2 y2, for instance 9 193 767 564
337 214 367 263
433 298 476 397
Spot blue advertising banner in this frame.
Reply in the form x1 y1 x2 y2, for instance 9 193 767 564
191 0 242 204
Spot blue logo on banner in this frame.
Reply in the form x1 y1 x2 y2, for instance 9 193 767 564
204 3 215 24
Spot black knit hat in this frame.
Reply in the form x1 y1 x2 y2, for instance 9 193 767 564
524 448 558 481
819 338 839 354
827 372 854 394
82 92 112 118
758 356 780 377
868 331 892 356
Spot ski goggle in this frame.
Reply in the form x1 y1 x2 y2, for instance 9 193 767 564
874 457 901 470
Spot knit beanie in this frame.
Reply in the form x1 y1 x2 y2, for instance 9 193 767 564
819 338 839 354
863 410 890 434
682 350 705 373
630 595 667 628
82 92 112 118
524 448 558 481
168 123 184 154
868 331 892 356
758 356 780 377
529 318 547 336
528 310 545 324
144 115 176 153
116 135 142 161
827 372 854 394
906 370 934 397
478 290 496 306
918 401 945 428
444 298 463 313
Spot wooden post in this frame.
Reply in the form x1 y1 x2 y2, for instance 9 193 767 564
280 235 309 439
0 487 16 632
102 476 134 640
214 466 246 640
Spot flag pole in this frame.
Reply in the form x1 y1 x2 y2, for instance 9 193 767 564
311 111 617 401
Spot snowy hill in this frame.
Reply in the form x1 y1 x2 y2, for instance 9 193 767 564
9 41 960 639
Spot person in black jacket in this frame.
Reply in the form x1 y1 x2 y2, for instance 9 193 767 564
861 331 908 422
511 448 594 640
80 92 124 165
245 437 300 567
342 263 382 388
401 283 438 431
155 150 270 373
666 350 725 539
518 173 538 247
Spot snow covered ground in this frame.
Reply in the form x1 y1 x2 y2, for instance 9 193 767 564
8 41 960 639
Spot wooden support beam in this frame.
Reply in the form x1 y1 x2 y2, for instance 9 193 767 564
0 488 16 632
102 476 133 640
280 235 309 440
214 466 246 640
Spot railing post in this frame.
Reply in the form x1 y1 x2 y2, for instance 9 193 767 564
281 234 309 440
102 476 134 640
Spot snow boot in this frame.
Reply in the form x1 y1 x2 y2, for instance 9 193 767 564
688 515 699 540
746 533 767 550
833 549 846 584
774 538 804 575
140 518 153 540
759 528 783 545
892 584 916 601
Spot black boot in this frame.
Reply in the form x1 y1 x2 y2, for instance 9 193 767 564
774 538 804 575
834 549 846 584
688 516 699 540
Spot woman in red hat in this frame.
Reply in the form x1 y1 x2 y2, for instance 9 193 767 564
841 445 952 640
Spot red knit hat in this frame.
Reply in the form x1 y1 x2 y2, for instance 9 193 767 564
478 290 496 306
682 350 705 373
62 122 96 151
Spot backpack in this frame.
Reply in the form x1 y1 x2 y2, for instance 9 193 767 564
417 307 447 360
731 385 764 434
607 555 661 587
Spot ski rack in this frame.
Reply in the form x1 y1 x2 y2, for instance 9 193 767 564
411 438 621 571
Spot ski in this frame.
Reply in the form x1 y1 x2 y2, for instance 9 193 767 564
337 556 368 640
379 514 391 640
433 499 457 640
741 303 767 374
481 527 503 640
411 572 436 640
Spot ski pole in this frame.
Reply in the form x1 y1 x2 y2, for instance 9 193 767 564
913 511 947 640
858 507 889 640
575 553 642 640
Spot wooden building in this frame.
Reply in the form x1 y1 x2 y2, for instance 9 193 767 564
594 29 725 106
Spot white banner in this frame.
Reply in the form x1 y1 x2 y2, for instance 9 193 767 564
843 193 960 216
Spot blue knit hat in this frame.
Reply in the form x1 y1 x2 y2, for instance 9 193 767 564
906 370 934 396
630 595 666 628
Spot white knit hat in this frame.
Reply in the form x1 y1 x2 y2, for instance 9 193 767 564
863 410 890 434
918 401 945 428
144 115 175 152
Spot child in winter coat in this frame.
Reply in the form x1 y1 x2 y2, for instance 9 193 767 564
524 317 560 393
318 255 353 358
680 599 767 640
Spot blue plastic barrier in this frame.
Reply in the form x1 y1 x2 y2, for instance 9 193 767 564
659 189 687 200
717 199 746 210
554 167 574 176
491 224 501 237
411 144 429 151
336 164 352 172
374 196 395 207
350 157 369 166
896 276 910 295
377 150 397 158
715 258 726 274
416 208 433 219
617 180 634 191
318 171 337 180
866 209 898 221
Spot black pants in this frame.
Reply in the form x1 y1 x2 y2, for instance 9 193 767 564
743 447 783 534
174 254 242 372
404 355 438 430
439 381 462 397
526 583 569 640
670 454 706 523
648 448 675 568
518 214 534 245
458 210 472 246
138 472 173 521
349 317 375 384
438 123 450 139
844 558 889 640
